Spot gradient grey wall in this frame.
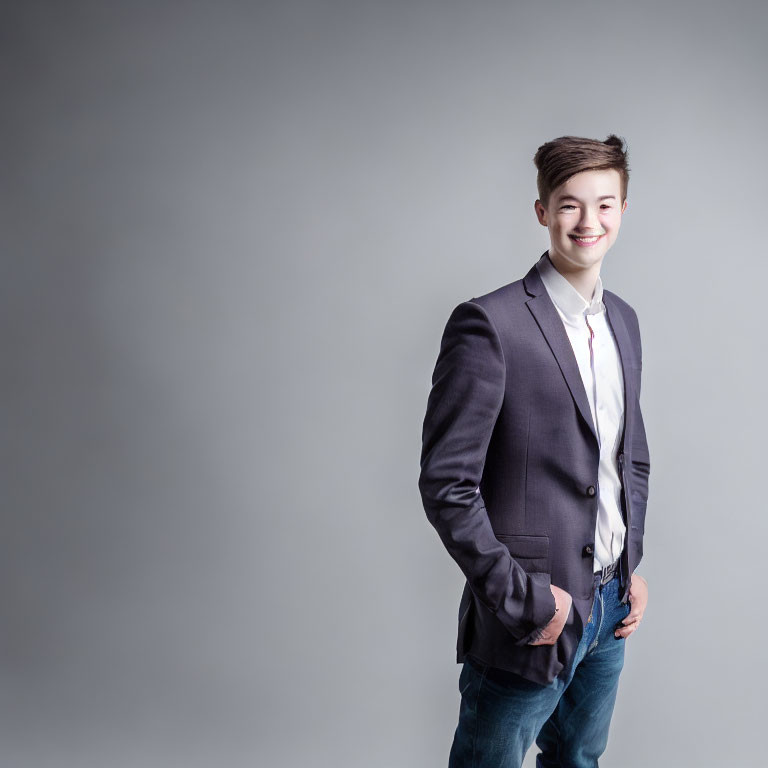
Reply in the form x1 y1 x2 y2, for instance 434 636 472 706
2 2 766 766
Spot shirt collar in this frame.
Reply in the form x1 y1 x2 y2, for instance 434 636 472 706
535 251 604 318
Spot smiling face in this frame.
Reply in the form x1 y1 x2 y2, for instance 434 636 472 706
534 168 627 274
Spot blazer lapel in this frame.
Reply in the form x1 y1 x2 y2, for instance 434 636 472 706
602 291 635 455
523 260 598 446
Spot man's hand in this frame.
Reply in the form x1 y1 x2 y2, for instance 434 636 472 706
527 584 572 646
615 572 647 639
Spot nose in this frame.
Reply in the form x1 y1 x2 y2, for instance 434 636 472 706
577 206 600 232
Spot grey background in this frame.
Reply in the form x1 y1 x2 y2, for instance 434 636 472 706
1 1 765 766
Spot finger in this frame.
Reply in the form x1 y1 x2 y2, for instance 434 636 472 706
614 621 635 637
622 612 642 625
615 622 638 638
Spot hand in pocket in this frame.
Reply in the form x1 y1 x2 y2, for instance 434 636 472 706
615 572 647 639
528 584 573 646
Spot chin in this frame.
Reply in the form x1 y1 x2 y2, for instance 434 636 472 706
568 240 611 261
558 249 605 269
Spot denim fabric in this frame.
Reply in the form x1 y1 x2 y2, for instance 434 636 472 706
448 574 632 768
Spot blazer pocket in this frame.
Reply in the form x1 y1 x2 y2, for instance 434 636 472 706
496 533 549 573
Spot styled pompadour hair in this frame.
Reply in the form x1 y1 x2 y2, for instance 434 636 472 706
533 134 630 207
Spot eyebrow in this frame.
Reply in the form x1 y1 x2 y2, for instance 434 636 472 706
557 194 617 203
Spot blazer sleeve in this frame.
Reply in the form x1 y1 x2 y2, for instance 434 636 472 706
419 300 557 645
629 310 651 514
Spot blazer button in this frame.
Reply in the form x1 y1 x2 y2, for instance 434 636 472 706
586 485 596 497
583 544 594 556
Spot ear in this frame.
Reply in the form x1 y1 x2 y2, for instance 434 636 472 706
534 199 548 226
621 199 628 214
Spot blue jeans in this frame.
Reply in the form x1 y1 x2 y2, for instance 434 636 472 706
448 574 631 768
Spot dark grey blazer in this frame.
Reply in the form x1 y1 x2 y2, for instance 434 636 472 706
418 254 651 685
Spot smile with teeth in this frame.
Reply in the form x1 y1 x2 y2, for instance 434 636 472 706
569 233 605 246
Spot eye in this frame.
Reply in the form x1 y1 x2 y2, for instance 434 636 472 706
560 205 576 211
600 204 613 210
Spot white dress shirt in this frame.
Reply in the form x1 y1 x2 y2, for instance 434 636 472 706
535 251 626 571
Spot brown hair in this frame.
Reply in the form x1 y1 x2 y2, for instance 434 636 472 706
533 134 630 208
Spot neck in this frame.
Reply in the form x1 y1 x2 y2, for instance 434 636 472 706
547 250 601 302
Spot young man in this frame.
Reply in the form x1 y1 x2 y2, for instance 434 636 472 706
418 135 650 767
